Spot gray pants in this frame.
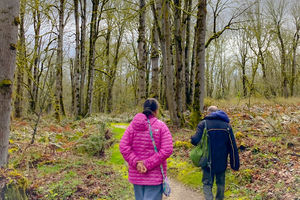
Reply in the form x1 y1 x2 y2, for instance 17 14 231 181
133 184 163 200
202 169 225 200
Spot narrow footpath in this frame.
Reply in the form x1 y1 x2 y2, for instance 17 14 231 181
163 178 204 200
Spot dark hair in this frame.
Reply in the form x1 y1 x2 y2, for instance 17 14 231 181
142 98 159 118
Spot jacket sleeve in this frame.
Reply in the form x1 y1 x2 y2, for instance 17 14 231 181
143 123 173 171
228 125 240 171
191 121 205 146
119 124 139 169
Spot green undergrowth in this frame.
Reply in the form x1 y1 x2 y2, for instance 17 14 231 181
107 123 132 199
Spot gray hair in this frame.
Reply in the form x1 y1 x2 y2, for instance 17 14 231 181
207 106 218 113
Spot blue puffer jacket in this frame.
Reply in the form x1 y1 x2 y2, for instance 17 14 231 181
191 110 240 173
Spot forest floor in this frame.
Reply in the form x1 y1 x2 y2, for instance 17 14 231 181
5 99 300 199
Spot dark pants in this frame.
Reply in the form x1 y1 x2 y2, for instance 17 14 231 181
202 169 225 200
133 184 163 200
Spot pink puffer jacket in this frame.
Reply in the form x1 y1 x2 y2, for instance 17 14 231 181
119 113 173 185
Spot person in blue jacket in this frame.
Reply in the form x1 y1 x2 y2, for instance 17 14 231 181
191 106 240 200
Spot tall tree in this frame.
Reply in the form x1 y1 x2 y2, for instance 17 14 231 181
15 0 27 118
0 0 20 166
137 0 147 102
163 0 180 125
55 0 66 120
85 0 100 116
106 25 124 113
174 0 185 116
85 0 107 116
79 0 87 116
150 24 159 99
184 0 192 106
193 0 207 114
267 0 289 97
290 2 300 96
30 0 42 112
73 0 80 116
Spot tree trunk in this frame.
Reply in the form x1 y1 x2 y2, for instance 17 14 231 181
106 25 124 113
73 0 80 117
174 0 184 117
290 23 299 96
277 25 288 98
150 24 159 99
14 0 27 118
190 25 197 106
137 0 147 102
0 0 19 166
55 0 66 121
85 0 99 116
184 0 192 106
70 59 75 111
79 0 87 116
193 0 206 114
30 0 41 113
104 21 111 112
163 0 180 125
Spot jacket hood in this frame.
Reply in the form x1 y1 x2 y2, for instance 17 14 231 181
205 110 230 123
131 113 157 131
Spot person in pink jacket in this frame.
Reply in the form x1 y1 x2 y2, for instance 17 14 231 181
120 98 173 200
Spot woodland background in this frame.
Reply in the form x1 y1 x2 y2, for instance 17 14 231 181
12 0 300 124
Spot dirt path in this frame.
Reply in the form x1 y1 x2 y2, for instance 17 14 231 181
163 178 204 200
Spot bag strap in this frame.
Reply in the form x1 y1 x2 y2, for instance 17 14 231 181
147 119 166 180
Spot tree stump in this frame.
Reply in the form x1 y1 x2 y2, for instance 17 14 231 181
0 168 28 200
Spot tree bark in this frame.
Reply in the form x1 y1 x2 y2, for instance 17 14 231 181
106 25 124 113
30 0 41 113
73 0 81 117
277 25 288 98
137 0 147 102
15 0 27 118
184 0 192 106
79 0 87 116
0 0 20 166
193 0 207 114
85 0 100 116
174 0 184 116
163 0 180 125
290 18 299 96
55 0 66 121
104 20 111 112
150 24 159 99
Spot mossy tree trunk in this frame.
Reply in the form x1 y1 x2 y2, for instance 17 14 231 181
0 0 19 166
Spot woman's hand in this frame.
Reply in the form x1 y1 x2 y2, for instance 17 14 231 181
137 161 147 173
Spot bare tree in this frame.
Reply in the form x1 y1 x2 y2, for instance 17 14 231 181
267 0 289 97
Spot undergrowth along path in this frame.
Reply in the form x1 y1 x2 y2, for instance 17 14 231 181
164 178 204 200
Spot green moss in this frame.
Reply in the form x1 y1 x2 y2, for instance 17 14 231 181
112 127 126 140
167 157 202 188
0 79 12 87
109 144 124 165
